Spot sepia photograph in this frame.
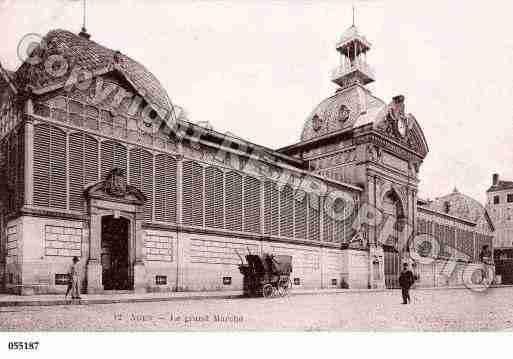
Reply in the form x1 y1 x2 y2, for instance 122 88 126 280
0 0 512 352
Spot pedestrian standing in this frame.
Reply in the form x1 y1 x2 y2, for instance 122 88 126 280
399 262 414 304
68 256 82 300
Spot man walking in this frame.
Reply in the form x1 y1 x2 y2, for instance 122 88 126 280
399 262 415 304
65 256 82 300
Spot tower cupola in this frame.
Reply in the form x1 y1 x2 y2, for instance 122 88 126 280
331 12 374 89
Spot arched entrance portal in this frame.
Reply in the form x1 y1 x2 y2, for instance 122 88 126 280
101 216 132 290
382 190 405 289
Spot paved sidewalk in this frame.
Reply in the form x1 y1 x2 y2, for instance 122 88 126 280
0 288 380 307
0 284 510 307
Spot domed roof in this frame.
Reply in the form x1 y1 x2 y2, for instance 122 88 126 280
336 25 371 51
301 85 386 141
426 189 486 223
14 29 172 115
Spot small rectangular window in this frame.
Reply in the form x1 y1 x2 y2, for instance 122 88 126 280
155 275 167 285
293 278 301 285
55 273 69 285
331 279 338 286
223 277 232 285
507 194 513 203
494 196 500 204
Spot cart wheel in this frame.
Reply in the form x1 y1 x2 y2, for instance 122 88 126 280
278 278 292 297
262 284 274 298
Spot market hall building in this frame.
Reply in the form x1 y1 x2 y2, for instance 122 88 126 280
0 23 494 295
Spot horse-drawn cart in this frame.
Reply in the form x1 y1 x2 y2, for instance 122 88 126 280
238 252 293 298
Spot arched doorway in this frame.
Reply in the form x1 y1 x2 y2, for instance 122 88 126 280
382 190 405 289
101 216 132 290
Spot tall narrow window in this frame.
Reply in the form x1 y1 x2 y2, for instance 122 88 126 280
33 124 50 207
225 171 242 231
49 126 67 209
205 167 224 229
128 147 153 221
33 124 67 209
307 195 321 241
84 135 99 185
155 154 177 223
243 176 261 233
69 132 84 211
141 150 153 221
182 161 204 227
280 184 294 238
264 181 279 236
294 191 307 240
323 198 334 242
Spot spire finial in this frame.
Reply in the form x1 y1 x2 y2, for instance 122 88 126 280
79 0 90 39
352 4 356 26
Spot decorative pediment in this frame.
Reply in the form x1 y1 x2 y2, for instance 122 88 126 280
85 168 146 206
374 96 429 159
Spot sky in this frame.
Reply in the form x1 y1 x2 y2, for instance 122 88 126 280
1 0 512 204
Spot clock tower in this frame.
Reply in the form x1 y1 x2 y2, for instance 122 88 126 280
278 19 429 289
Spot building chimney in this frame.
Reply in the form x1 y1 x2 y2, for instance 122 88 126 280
493 173 499 186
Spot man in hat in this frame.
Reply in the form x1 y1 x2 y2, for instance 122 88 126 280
66 256 82 300
398 262 415 304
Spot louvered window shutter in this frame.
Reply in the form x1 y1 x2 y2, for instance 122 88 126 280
307 195 321 241
49 126 67 209
8 135 16 211
101 140 127 178
335 217 345 243
264 181 279 236
155 154 177 223
114 143 127 174
191 162 204 227
141 150 154 221
155 154 165 221
100 140 114 180
280 184 294 238
205 167 224 229
33 124 50 207
294 191 307 240
182 161 193 226
323 198 334 242
243 176 261 233
129 148 142 191
84 135 99 185
165 156 177 223
225 171 242 231
16 129 24 209
69 132 84 211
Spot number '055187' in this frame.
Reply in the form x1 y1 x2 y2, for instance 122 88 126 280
8 341 39 350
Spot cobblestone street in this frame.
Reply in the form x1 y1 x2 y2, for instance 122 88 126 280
1 287 513 331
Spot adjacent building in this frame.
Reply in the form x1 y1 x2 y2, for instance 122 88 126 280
0 22 494 295
486 173 513 283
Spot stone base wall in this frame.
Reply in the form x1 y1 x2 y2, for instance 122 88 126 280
5 215 381 294
10 216 497 295
4 216 88 295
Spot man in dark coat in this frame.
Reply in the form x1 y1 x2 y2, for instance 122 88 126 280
398 262 415 304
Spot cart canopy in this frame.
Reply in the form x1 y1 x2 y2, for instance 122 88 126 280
266 254 293 275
